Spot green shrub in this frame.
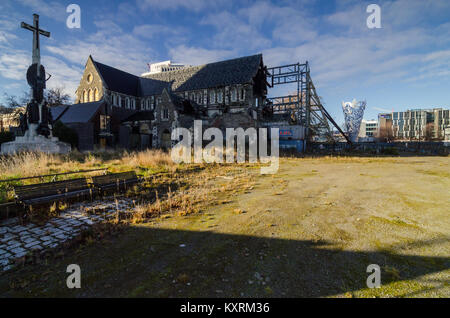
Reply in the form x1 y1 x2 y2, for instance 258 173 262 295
381 147 399 155
53 120 78 148
0 131 14 145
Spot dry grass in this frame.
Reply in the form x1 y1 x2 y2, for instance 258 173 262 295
120 149 174 170
0 152 71 178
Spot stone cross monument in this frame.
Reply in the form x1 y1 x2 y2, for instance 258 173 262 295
1 14 71 154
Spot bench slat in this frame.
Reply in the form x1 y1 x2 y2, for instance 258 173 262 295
14 178 89 201
92 172 138 186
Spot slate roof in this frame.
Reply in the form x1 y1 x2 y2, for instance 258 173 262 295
93 59 140 96
49 105 69 122
54 101 104 124
143 54 263 93
138 77 171 96
121 110 154 123
91 54 263 98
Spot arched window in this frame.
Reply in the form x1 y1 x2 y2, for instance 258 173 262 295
126 98 130 109
94 88 99 101
89 89 94 102
239 88 245 101
83 90 88 103
217 91 223 103
209 91 215 104
162 108 169 119
197 93 202 104
231 88 237 102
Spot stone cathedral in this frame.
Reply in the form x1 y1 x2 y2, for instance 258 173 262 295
51 54 269 151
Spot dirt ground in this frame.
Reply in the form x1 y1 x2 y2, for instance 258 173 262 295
1 156 449 297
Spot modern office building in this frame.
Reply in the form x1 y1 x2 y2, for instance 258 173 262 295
358 119 378 141
392 108 450 140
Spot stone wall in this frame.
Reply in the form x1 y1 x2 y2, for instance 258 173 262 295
75 57 104 104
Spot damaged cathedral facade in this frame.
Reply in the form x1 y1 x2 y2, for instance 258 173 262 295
59 54 269 151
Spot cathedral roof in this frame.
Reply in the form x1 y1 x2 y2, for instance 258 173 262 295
93 60 140 96
142 54 263 93
91 54 263 97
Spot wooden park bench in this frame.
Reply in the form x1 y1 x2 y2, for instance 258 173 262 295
14 178 91 207
91 171 140 194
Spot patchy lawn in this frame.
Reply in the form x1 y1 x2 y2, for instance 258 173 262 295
0 156 449 297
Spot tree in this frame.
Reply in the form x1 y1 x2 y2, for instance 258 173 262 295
45 87 71 107
377 125 394 142
424 123 435 141
2 92 29 108
52 120 78 147
0 131 14 145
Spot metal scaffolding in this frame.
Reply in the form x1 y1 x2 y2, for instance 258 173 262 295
265 62 350 144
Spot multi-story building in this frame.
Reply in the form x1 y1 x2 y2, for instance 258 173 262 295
141 61 188 76
0 107 25 132
392 108 450 140
358 119 378 140
377 113 393 141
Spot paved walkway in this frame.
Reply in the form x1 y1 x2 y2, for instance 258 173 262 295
0 199 133 272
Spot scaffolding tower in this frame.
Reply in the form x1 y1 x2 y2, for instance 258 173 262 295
265 62 350 144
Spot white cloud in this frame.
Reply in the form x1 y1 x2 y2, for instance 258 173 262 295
47 20 156 76
0 51 29 81
373 107 392 113
200 11 271 51
168 45 235 65
43 55 83 96
16 0 67 22
136 0 224 11
132 24 184 39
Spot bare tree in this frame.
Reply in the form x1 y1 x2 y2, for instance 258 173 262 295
377 125 394 142
45 87 71 107
2 92 29 108
424 123 434 141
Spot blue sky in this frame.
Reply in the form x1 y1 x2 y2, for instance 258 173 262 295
0 0 449 124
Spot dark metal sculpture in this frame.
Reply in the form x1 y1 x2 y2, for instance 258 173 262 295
20 14 52 137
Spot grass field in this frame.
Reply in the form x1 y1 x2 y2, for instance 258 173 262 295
0 155 449 297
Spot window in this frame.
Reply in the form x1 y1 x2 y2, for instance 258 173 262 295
126 98 130 109
131 99 135 110
94 88 99 101
83 90 88 103
87 73 93 84
217 91 223 103
162 108 169 119
100 115 110 131
197 93 202 104
231 88 237 102
89 89 94 102
209 91 215 104
255 98 259 107
120 96 125 108
239 88 245 101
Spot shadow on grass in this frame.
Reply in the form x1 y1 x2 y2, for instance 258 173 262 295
0 227 448 297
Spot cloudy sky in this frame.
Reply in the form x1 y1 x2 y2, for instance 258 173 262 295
0 0 449 123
